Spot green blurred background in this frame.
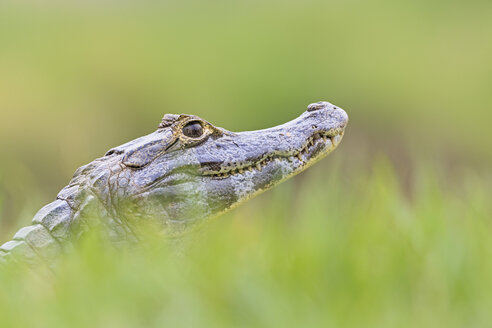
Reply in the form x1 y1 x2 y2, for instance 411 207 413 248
1 0 491 234
0 1 491 326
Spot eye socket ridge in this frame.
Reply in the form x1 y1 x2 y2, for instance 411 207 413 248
182 121 204 138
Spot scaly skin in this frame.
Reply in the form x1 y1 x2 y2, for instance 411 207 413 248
0 101 348 265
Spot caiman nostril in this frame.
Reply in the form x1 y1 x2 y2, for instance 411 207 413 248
307 101 330 112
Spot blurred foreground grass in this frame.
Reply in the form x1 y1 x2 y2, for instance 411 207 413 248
1 160 491 328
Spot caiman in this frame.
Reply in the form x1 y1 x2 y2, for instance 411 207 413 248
0 101 348 265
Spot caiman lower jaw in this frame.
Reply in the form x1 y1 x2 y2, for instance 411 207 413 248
202 130 345 179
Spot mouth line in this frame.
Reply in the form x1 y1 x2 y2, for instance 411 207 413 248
202 129 344 179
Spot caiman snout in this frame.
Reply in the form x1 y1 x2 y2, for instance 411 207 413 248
307 101 348 128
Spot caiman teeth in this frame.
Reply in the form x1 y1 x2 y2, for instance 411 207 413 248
206 130 342 178
330 135 341 147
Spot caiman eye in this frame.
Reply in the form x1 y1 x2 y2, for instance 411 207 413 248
182 121 204 138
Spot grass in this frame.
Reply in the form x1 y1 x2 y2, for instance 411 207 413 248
1 160 491 328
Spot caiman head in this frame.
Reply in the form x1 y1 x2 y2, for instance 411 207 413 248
101 101 348 233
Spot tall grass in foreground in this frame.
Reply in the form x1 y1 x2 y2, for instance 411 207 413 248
0 161 491 328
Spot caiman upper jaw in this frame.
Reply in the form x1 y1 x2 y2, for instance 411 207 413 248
198 101 348 178
201 130 344 178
